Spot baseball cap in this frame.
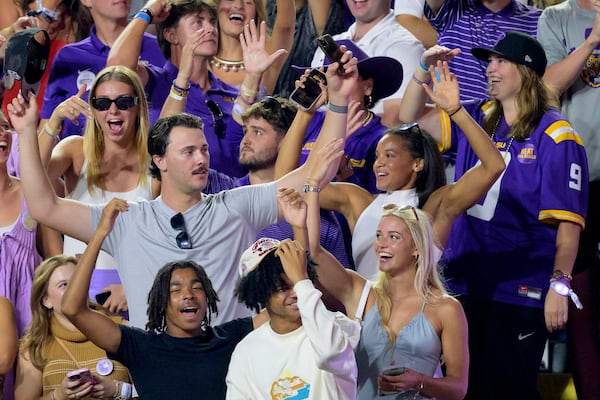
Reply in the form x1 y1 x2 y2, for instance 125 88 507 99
3 28 50 101
238 238 281 277
471 31 547 77
294 39 404 103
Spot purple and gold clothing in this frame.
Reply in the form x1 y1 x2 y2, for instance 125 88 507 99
425 0 541 101
40 26 166 138
300 109 386 194
234 175 352 270
441 100 589 308
145 61 244 178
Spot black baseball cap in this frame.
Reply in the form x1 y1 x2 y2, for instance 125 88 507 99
471 31 547 77
3 28 50 101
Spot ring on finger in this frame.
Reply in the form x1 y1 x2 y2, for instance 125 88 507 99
69 108 75 115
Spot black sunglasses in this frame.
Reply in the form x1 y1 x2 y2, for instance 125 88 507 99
259 96 295 130
170 213 192 249
205 100 226 138
398 122 423 136
92 96 139 111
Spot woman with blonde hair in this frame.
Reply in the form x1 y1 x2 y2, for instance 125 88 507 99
38 65 159 315
15 256 131 400
281 178 469 399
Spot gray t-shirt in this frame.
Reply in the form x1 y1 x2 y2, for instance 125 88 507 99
90 183 278 328
537 0 600 180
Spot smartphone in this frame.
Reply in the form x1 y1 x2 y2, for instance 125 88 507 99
316 34 345 74
95 291 111 305
66 368 94 384
382 366 405 376
289 69 326 111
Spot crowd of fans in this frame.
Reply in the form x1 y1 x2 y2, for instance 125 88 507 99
0 0 598 399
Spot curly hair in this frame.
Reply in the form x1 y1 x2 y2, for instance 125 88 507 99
146 261 220 332
234 250 318 314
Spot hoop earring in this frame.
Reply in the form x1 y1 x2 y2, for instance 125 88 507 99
364 94 374 109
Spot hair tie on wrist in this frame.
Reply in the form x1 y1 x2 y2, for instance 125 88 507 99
412 74 429 86
419 59 430 73
447 105 463 118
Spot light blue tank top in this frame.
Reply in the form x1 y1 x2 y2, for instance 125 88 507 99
356 301 441 399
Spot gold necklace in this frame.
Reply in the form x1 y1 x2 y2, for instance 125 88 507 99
210 56 245 72
361 110 373 126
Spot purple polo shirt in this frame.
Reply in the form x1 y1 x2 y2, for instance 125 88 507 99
145 61 244 178
425 0 541 101
300 109 386 194
234 175 352 270
41 26 166 137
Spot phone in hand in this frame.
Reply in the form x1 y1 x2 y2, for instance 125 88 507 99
316 34 345 74
289 69 327 111
95 291 111 305
66 368 94 384
378 366 406 395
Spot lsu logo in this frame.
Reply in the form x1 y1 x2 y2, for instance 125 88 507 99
581 53 600 88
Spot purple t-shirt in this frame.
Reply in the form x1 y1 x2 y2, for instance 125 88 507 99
300 109 386 194
41 26 166 138
426 0 541 101
145 62 244 178
442 100 589 308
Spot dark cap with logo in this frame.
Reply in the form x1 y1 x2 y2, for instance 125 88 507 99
3 28 50 100
471 31 547 77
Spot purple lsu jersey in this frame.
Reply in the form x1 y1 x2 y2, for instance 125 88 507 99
441 100 589 308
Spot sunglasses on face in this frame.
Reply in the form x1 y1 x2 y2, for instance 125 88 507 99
91 96 139 111
205 100 226 138
170 213 192 249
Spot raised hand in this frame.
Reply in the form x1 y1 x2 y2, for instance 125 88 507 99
7 92 38 135
421 45 461 71
325 46 359 103
422 60 461 115
50 84 92 128
276 188 307 230
144 0 171 24
275 239 308 285
96 198 129 239
241 20 287 77
307 137 345 189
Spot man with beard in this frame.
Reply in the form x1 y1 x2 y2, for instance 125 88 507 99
211 96 352 270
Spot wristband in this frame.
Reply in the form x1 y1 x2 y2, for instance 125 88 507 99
169 90 186 101
43 124 60 139
240 83 257 98
232 101 245 117
550 269 573 282
134 12 151 24
140 7 153 21
419 59 430 73
447 105 463 118
327 103 348 114
550 277 583 310
237 93 254 106
172 80 191 94
303 184 320 193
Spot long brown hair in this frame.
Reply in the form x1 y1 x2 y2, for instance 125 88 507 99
20 256 77 370
483 64 558 141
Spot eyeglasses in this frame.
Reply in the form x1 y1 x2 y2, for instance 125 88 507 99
382 204 420 221
92 96 139 111
397 122 423 136
205 100 226 138
170 213 192 249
